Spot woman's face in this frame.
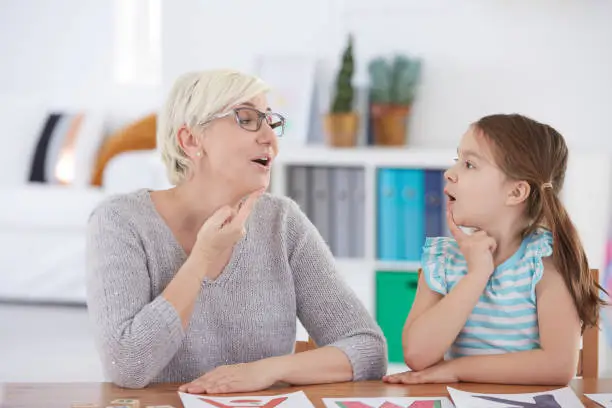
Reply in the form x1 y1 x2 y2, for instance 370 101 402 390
198 93 280 194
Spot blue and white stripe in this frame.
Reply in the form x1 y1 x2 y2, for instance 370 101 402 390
421 228 553 358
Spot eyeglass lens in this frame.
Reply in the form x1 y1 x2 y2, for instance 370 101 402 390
235 108 284 137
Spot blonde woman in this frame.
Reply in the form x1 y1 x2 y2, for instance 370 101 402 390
85 69 387 392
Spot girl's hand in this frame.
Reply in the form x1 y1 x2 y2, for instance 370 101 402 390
383 360 459 385
447 207 496 278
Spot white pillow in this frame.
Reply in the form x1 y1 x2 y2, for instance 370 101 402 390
25 110 107 187
103 149 171 193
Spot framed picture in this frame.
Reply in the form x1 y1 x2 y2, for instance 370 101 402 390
253 55 317 147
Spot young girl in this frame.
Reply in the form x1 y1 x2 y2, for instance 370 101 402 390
383 113 607 386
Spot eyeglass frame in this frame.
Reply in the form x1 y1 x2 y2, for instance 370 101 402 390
198 106 286 136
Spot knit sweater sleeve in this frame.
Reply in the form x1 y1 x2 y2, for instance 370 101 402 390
85 201 185 388
284 199 388 380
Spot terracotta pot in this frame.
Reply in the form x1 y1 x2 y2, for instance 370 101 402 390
324 112 359 147
370 104 411 146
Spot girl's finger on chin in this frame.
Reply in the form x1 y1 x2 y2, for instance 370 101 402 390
472 230 488 238
446 209 464 238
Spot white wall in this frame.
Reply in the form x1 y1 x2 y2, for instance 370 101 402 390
0 1 112 100
0 0 162 133
3 0 611 149
163 0 612 152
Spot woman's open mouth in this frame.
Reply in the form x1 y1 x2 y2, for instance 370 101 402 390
251 156 272 169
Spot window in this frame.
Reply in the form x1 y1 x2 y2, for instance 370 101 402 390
113 0 161 86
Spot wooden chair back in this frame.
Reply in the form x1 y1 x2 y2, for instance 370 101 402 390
295 337 317 353
578 269 600 378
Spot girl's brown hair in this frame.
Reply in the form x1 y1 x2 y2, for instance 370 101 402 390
474 113 607 332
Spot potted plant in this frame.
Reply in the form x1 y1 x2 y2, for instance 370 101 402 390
324 35 358 147
368 55 422 146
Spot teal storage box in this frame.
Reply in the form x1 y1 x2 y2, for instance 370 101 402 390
375 270 419 363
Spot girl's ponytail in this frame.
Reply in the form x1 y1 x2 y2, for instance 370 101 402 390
540 183 605 332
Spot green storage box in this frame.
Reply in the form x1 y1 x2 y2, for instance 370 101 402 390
375 270 420 363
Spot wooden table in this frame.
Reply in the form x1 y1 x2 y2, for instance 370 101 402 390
2 379 611 408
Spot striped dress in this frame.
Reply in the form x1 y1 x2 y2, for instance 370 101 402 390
421 228 553 358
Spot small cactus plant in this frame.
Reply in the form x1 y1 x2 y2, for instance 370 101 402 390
368 57 392 104
330 35 355 113
391 55 422 105
368 54 422 106
367 54 422 146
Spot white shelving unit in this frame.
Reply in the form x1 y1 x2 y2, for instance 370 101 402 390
273 145 456 168
271 145 455 265
270 145 456 373
271 145 455 267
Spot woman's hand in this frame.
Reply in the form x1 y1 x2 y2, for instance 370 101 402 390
447 207 496 278
193 189 264 280
178 359 281 394
382 360 459 385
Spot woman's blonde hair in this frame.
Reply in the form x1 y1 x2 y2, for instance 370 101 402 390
157 69 269 185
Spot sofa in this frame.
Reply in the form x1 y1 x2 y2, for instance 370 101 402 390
0 150 170 304
0 100 167 304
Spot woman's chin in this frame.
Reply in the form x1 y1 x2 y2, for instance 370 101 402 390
244 178 269 194
256 177 270 190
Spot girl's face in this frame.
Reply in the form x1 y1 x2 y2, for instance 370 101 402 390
444 127 521 230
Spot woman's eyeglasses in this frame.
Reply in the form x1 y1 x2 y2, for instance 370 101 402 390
202 107 286 137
